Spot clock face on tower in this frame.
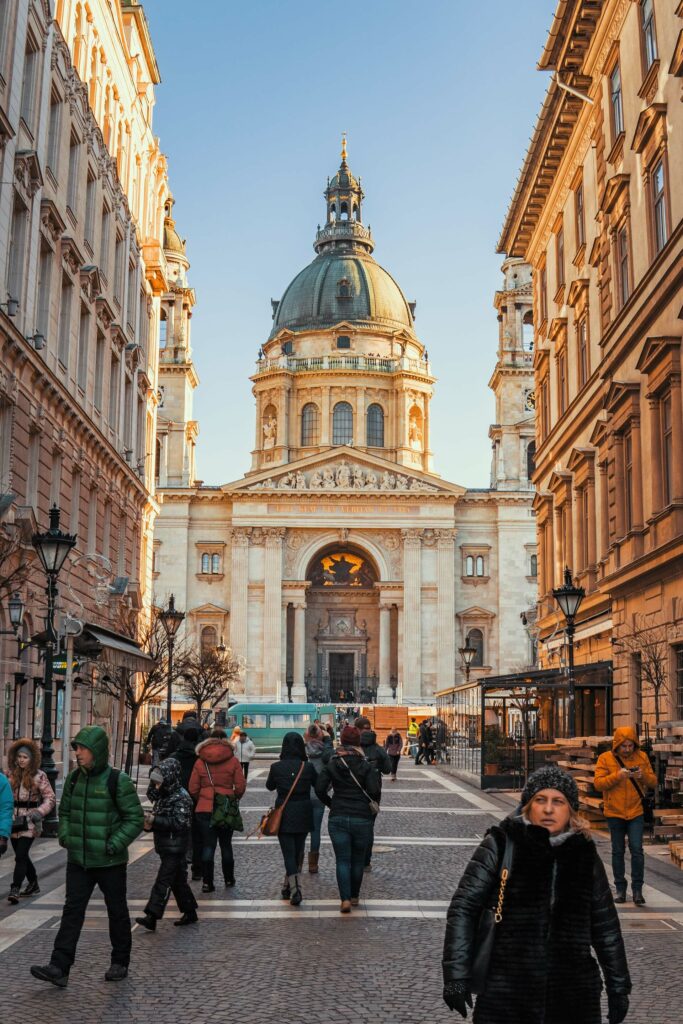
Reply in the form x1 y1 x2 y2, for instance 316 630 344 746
524 390 536 412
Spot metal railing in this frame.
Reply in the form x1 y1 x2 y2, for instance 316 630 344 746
255 354 431 376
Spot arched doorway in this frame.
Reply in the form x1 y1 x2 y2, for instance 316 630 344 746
304 544 380 702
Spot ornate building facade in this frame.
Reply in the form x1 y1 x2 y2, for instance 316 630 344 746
154 147 537 704
0 0 172 758
498 0 683 729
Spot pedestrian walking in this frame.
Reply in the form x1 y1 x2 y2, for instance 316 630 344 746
147 718 173 766
5 738 55 902
30 726 143 988
406 716 419 757
0 770 13 862
166 710 207 758
135 758 198 931
304 724 327 873
416 718 434 765
442 765 631 1024
189 728 246 892
355 715 391 871
266 731 315 905
594 725 657 906
232 730 256 780
384 728 403 781
315 725 380 913
168 725 202 880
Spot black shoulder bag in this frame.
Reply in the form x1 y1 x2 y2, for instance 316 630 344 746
470 831 514 994
614 754 655 825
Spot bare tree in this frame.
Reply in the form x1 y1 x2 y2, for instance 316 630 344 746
616 614 670 726
179 646 244 720
0 526 32 607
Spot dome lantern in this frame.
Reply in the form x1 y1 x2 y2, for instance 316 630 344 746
315 135 373 255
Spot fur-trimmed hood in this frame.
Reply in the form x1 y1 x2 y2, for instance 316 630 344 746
7 737 41 776
195 737 235 764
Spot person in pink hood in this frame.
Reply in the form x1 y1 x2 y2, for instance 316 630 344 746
6 738 55 903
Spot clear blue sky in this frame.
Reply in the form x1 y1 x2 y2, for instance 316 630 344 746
145 0 552 488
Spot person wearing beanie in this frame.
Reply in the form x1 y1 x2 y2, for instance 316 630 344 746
315 724 381 913
442 765 631 1024
265 732 315 906
5 738 55 903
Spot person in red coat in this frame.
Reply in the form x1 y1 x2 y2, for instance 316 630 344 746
188 730 245 892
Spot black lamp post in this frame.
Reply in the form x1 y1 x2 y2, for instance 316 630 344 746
459 642 477 683
159 594 184 725
553 566 585 738
0 592 25 636
32 506 76 836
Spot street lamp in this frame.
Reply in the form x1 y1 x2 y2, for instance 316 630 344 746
553 565 585 738
32 506 76 836
158 594 184 725
459 642 477 683
0 592 25 636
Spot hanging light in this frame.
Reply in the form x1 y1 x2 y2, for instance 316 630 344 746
553 566 585 622
459 643 477 669
8 592 25 631
158 593 185 638
32 506 77 576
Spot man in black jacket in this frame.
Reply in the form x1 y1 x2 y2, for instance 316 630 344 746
355 717 391 871
168 726 202 880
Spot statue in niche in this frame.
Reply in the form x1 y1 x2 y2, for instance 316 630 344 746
353 467 366 488
336 461 352 488
322 467 336 489
409 414 422 450
295 471 307 489
263 415 277 449
309 469 323 489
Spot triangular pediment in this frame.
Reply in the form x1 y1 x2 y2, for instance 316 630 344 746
456 605 496 621
188 603 228 616
224 446 466 497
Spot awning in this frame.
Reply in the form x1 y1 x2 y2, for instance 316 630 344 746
81 625 157 674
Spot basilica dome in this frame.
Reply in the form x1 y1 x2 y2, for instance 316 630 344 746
269 144 415 340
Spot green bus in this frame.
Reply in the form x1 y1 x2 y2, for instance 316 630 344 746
225 702 336 754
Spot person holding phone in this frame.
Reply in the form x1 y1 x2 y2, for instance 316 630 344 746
594 726 657 906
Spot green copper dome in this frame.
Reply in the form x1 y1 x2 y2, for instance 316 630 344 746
269 148 415 340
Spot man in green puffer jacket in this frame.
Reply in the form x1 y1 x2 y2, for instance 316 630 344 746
30 726 143 988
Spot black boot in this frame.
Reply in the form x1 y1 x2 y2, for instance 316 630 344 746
281 874 291 900
135 914 156 931
632 887 646 906
289 874 302 907
174 910 198 926
614 887 627 904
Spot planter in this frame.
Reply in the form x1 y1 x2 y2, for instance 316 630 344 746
484 763 499 776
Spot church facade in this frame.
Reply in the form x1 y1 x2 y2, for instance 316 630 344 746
153 146 537 704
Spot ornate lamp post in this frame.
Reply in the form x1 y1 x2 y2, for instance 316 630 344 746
458 642 477 683
158 595 185 725
32 506 76 836
553 566 585 738
0 592 25 637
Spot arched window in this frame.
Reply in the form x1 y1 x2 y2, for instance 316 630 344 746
154 438 161 482
337 278 351 298
201 625 217 654
366 404 384 447
465 555 474 577
211 553 221 574
159 308 167 348
201 552 210 573
526 441 536 481
333 402 353 445
301 403 320 446
467 628 484 667
530 553 538 577
476 555 485 577
340 202 348 221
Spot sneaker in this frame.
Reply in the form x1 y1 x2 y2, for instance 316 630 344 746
30 963 68 988
134 914 156 931
174 910 198 926
104 964 128 982
7 885 20 904
201 882 215 893
20 880 40 897
224 877 236 888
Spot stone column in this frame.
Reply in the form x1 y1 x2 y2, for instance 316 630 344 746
613 433 625 539
553 504 563 585
397 604 404 703
401 529 422 702
262 529 284 701
671 375 683 502
436 529 456 690
377 602 392 700
293 601 306 699
229 529 250 688
586 475 597 569
598 461 609 560
321 388 330 445
564 492 574 572
631 417 644 529
281 602 288 691
356 389 365 447
574 487 584 572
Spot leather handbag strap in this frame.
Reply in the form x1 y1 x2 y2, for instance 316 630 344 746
338 757 375 806
204 760 236 795
614 753 647 801
279 762 305 812
494 832 514 923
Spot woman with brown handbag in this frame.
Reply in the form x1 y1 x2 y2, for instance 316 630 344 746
265 732 316 906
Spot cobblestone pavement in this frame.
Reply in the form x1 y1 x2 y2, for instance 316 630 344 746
1 761 681 1023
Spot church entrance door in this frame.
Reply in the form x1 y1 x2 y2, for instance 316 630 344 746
329 652 354 701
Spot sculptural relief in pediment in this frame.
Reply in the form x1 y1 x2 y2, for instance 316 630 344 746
250 459 438 493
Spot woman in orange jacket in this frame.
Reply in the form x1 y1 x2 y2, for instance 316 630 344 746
594 725 657 906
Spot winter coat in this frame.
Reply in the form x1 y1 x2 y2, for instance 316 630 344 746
0 772 13 839
148 721 173 752
147 758 194 856
359 729 391 797
170 741 198 792
58 726 143 868
594 726 657 820
7 738 55 838
385 732 403 756
165 714 207 757
233 738 256 764
315 749 381 820
189 738 246 814
265 757 316 834
442 815 631 1024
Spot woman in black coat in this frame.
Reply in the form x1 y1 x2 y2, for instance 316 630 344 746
442 766 631 1024
265 732 316 906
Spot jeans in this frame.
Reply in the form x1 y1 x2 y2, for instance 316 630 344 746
278 831 307 876
607 815 645 890
52 862 131 973
196 811 234 886
328 815 374 901
310 797 325 854
388 754 400 776
241 762 250 780
145 852 198 919
11 836 37 888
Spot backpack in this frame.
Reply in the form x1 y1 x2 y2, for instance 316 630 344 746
68 767 120 808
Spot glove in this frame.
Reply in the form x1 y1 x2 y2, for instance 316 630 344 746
608 992 629 1024
0 836 7 857
443 982 473 1018
28 810 43 823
